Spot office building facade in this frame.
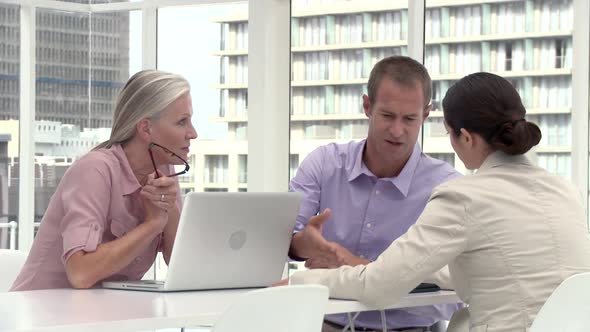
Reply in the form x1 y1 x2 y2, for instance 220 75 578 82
188 0 572 193
0 1 129 247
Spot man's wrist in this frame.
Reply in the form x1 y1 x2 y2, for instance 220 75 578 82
289 233 308 261
288 247 307 261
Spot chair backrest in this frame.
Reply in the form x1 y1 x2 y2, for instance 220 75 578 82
529 272 590 332
211 285 329 332
0 249 27 292
446 307 469 332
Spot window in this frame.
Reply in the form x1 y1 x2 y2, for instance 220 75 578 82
2 0 589 250
204 187 228 192
423 117 446 138
238 154 247 184
177 154 196 185
424 0 574 176
538 153 571 180
505 43 513 72
0 3 19 249
304 121 337 139
535 114 572 148
290 0 409 177
158 3 249 194
289 154 299 180
428 153 455 168
33 7 138 238
555 39 572 69
204 155 229 186
234 123 247 141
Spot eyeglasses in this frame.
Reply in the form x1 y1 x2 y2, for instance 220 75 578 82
148 142 190 178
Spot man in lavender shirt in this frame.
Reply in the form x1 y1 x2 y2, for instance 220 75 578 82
289 56 462 332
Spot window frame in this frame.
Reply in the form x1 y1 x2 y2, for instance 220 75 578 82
3 0 590 250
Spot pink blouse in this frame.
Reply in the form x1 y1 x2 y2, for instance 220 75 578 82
10 144 181 291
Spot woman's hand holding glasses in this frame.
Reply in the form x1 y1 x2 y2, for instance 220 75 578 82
140 172 178 232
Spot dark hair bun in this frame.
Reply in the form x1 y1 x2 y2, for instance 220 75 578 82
489 120 542 155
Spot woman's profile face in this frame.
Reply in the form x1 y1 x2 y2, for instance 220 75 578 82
149 93 198 166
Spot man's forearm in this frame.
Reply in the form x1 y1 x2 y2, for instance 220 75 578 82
291 235 371 268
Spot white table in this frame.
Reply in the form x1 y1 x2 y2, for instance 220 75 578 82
0 288 461 332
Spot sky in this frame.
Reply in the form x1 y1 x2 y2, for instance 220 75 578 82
129 3 248 140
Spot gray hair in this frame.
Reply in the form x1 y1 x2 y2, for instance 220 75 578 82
94 69 190 150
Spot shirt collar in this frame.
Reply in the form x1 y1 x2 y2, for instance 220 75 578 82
347 139 369 183
478 150 532 172
347 140 422 197
111 144 142 196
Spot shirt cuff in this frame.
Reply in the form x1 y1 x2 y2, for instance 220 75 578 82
61 221 103 265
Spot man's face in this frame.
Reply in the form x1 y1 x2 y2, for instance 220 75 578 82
363 78 429 170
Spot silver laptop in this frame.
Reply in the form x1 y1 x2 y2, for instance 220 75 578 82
103 192 301 292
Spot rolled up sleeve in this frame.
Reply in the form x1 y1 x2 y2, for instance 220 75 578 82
289 146 325 233
59 158 112 265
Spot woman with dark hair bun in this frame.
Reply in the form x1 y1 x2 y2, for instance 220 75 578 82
443 72 541 159
287 72 590 332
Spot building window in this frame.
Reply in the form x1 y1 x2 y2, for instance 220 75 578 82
204 155 228 185
204 187 229 192
238 154 247 184
428 153 455 168
289 154 299 180
304 121 337 139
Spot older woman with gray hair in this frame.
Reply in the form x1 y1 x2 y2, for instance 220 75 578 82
11 70 197 290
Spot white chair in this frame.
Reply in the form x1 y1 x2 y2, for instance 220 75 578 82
529 272 590 332
0 249 27 292
446 307 470 332
210 285 329 332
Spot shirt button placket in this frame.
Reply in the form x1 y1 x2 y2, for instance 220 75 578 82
359 182 380 260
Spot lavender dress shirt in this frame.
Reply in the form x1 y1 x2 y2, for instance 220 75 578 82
10 144 181 291
290 139 462 330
